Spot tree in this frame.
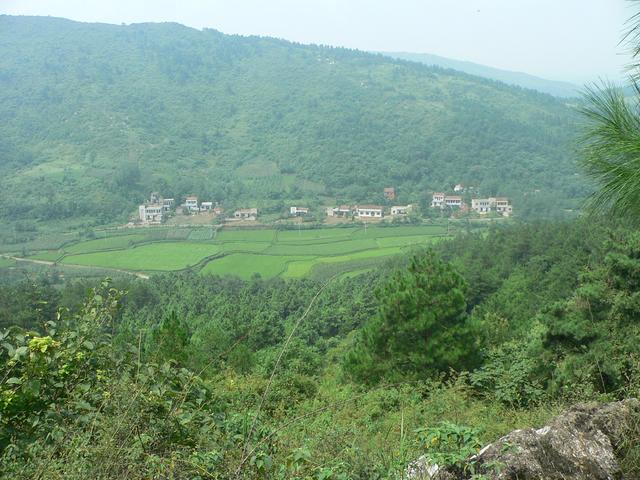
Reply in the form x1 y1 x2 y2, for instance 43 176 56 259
344 250 475 384
580 4 640 220
148 310 190 365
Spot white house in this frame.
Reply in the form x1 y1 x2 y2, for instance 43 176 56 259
471 198 492 214
185 196 199 212
326 205 353 217
356 205 384 218
234 208 258 220
162 198 175 212
391 205 413 216
493 197 513 216
444 196 463 208
471 197 513 216
432 193 463 209
290 206 309 216
138 204 164 224
454 184 465 193
200 201 213 212
431 192 445 208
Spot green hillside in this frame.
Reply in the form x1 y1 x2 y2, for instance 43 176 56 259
0 15 586 225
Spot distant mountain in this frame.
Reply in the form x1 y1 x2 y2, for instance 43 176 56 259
0 16 586 224
380 52 581 98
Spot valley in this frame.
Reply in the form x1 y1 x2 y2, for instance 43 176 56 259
1 223 463 280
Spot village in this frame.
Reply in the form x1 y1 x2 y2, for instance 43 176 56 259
136 185 512 226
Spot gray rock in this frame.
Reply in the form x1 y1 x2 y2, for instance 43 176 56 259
406 399 640 480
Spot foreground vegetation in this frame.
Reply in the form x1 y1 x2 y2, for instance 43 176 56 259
2 219 639 478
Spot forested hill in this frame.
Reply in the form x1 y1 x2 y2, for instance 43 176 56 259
0 15 585 223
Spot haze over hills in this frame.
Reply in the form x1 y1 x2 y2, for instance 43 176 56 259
0 15 586 224
381 52 582 98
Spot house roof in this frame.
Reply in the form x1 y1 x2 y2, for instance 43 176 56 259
358 204 383 209
445 196 462 200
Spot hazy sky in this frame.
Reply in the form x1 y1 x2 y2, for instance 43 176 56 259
1 0 633 83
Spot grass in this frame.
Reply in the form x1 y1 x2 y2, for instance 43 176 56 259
200 254 308 279
0 257 16 268
376 235 448 248
220 242 271 254
33 224 455 278
28 251 65 262
282 247 404 278
64 234 148 254
188 228 215 241
216 229 275 242
264 238 378 256
350 224 448 238
63 243 222 271
276 227 356 242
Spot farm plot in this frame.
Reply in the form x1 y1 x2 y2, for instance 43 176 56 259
65 234 148 254
63 243 222 271
28 251 65 262
376 235 446 248
350 225 448 238
282 246 404 278
50 224 453 278
276 227 355 242
188 228 215 241
0 257 16 268
264 238 377 256
216 229 275 242
220 242 271 254
200 254 308 279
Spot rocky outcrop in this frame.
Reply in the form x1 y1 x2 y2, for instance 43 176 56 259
407 399 640 480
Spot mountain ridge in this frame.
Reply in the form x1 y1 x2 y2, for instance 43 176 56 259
0 15 585 224
380 51 581 98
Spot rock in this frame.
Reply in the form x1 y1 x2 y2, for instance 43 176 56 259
406 399 640 480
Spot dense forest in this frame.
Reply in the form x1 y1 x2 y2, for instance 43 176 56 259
2 219 640 478
0 15 586 225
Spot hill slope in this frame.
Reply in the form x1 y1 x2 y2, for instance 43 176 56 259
381 52 581 98
0 16 586 223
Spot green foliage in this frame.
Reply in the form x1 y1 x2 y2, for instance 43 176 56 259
470 340 545 408
0 280 121 455
148 310 190 365
344 251 475 383
540 230 640 395
579 84 640 220
415 421 482 471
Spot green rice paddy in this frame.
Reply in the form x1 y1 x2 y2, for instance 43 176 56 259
0 257 16 268
36 224 453 278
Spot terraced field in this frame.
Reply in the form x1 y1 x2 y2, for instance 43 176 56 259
21 224 454 279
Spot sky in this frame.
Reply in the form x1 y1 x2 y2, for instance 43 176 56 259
0 0 633 84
